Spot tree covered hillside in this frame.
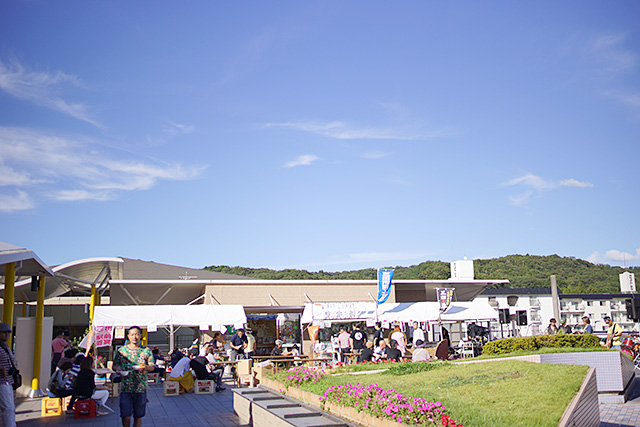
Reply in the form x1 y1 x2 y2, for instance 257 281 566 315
204 254 639 294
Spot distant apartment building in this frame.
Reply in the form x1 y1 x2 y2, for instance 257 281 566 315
475 275 638 338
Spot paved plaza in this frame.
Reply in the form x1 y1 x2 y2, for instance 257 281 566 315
10 374 640 426
15 376 247 427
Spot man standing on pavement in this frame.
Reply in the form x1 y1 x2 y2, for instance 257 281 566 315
0 323 16 427
51 329 70 375
113 326 155 427
229 329 248 362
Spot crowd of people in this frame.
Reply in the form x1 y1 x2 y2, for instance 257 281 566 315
334 321 438 364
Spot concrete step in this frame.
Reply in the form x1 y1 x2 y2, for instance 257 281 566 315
232 386 354 427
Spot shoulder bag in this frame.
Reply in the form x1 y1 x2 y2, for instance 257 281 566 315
1 344 21 390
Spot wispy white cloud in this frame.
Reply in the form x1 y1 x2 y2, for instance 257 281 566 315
283 154 319 168
50 189 112 202
163 121 196 135
265 120 452 141
587 249 640 265
362 150 389 159
503 173 593 207
0 127 206 212
0 190 35 213
588 34 636 74
0 161 44 187
558 178 594 189
0 59 101 127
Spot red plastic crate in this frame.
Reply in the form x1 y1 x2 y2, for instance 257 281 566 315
74 399 96 419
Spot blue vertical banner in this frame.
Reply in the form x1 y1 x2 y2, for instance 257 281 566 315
377 269 394 304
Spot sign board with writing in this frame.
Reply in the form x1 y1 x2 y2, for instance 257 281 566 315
436 288 455 313
377 270 394 304
94 326 114 348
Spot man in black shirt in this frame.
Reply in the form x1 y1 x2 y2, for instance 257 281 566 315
229 329 248 361
357 341 375 363
188 348 225 392
271 339 291 357
385 340 402 362
373 322 384 347
349 323 366 355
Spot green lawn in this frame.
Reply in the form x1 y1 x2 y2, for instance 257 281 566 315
285 360 588 427
470 345 611 360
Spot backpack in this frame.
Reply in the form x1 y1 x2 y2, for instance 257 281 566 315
48 370 64 394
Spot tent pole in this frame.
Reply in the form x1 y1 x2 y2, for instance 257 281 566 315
169 325 174 350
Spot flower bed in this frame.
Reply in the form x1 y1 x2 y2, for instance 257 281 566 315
283 365 325 386
320 383 464 427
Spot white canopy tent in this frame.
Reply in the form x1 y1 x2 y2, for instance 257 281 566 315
92 305 247 349
301 301 497 324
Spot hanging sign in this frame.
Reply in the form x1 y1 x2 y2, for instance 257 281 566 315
436 288 455 313
94 326 114 348
377 269 394 304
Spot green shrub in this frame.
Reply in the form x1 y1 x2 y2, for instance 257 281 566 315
482 333 601 355
382 360 449 376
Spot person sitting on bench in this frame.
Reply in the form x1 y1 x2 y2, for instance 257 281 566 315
188 348 225 392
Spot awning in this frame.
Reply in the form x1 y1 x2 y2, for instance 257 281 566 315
0 242 54 278
92 304 247 331
301 301 498 324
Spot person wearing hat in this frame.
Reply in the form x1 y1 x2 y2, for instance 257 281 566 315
545 318 558 335
271 340 292 357
605 316 622 349
0 323 16 426
229 329 247 362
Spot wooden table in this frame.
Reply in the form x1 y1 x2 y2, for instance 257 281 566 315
252 354 309 361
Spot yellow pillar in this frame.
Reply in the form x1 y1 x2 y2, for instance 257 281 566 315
142 328 148 346
2 263 15 348
32 276 45 391
89 284 96 324
21 295 27 318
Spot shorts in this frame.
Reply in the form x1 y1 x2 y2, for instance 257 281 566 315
119 392 147 419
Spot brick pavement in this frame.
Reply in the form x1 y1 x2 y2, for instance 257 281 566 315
599 374 640 427
15 376 248 427
12 372 640 426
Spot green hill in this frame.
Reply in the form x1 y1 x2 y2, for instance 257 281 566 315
204 254 639 294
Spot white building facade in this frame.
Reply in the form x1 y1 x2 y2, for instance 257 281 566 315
474 287 639 339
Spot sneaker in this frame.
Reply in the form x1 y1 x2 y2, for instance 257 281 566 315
96 409 109 416
215 386 226 392
65 409 74 415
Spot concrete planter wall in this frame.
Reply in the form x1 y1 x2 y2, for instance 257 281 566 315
557 367 600 427
261 377 409 427
324 401 410 427
502 351 635 403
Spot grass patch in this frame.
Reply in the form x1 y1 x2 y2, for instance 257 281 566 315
469 345 610 361
290 360 587 427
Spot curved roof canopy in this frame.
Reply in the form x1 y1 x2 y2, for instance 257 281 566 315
0 242 54 278
1 255 123 301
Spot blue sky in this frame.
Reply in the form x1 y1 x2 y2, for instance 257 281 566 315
0 1 638 272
